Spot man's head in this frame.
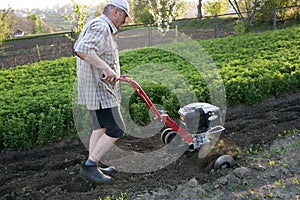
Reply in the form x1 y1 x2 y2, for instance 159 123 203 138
108 0 133 23
104 0 133 29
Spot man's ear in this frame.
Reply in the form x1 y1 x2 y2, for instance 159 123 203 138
113 7 119 16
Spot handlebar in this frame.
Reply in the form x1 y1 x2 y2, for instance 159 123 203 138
118 74 194 144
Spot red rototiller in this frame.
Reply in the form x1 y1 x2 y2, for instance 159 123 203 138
119 73 226 154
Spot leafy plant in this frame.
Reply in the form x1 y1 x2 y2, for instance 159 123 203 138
0 25 299 150
128 82 180 125
0 58 76 149
148 0 187 34
62 0 90 40
234 19 250 35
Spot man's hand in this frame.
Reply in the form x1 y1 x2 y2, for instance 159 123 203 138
74 51 119 84
102 66 118 84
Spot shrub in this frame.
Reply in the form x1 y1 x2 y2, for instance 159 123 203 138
0 58 76 149
0 26 299 150
128 82 180 126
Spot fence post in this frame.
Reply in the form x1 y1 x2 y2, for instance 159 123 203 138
214 15 219 38
36 44 41 61
273 8 277 30
148 25 152 46
175 25 178 42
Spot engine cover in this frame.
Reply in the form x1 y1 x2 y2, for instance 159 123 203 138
178 102 222 134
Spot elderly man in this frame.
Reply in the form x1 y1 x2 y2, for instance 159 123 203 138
73 0 133 184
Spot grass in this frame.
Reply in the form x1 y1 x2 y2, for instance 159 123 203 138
171 16 237 30
96 193 128 200
171 16 300 34
278 128 299 138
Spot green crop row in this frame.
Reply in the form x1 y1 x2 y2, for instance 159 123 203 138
0 58 77 149
199 25 300 104
0 25 299 150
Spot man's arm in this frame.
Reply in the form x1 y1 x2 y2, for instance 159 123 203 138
75 51 117 83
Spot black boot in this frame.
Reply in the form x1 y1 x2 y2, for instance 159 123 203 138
80 164 112 184
98 166 116 175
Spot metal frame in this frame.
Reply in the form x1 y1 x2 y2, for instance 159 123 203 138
119 75 194 144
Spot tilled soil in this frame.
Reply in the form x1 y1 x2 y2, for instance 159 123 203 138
0 90 299 200
1 28 299 199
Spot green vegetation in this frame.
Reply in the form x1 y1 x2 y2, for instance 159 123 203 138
171 14 300 33
0 9 14 44
128 82 180 126
199 26 300 104
62 0 91 37
257 0 300 22
0 25 299 150
96 192 128 200
203 0 228 16
133 0 187 24
0 58 76 149
27 14 53 34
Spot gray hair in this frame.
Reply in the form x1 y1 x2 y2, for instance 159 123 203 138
103 4 116 15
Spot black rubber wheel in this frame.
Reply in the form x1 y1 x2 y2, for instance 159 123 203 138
214 155 236 169
164 131 177 145
160 128 173 144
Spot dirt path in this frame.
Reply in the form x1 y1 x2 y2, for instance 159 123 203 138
0 90 299 200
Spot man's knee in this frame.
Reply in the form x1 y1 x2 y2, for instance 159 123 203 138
105 124 125 138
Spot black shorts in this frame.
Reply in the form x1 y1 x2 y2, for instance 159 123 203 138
89 107 125 138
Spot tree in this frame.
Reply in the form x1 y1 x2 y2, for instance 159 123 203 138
204 0 228 16
133 0 187 25
27 14 53 34
27 14 42 34
197 0 203 18
228 0 299 32
62 0 91 38
0 8 15 43
227 0 260 34
148 0 187 33
228 0 262 25
133 0 153 23
257 0 300 22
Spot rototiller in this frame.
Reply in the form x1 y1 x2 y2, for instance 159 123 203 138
119 74 226 153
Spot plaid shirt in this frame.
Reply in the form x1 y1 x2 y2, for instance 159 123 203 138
74 14 121 110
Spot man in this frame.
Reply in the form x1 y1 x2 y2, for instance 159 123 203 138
73 0 133 184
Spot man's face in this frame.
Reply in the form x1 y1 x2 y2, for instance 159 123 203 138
114 8 127 30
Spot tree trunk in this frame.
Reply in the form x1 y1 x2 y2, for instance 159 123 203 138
197 0 203 18
228 0 244 20
248 0 259 25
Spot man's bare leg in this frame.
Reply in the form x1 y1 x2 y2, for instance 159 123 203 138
87 129 117 173
88 128 105 154
80 132 118 184
89 133 119 163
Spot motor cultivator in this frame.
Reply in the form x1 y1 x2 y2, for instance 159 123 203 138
119 74 225 152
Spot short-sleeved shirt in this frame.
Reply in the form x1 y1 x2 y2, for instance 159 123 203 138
74 14 121 110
